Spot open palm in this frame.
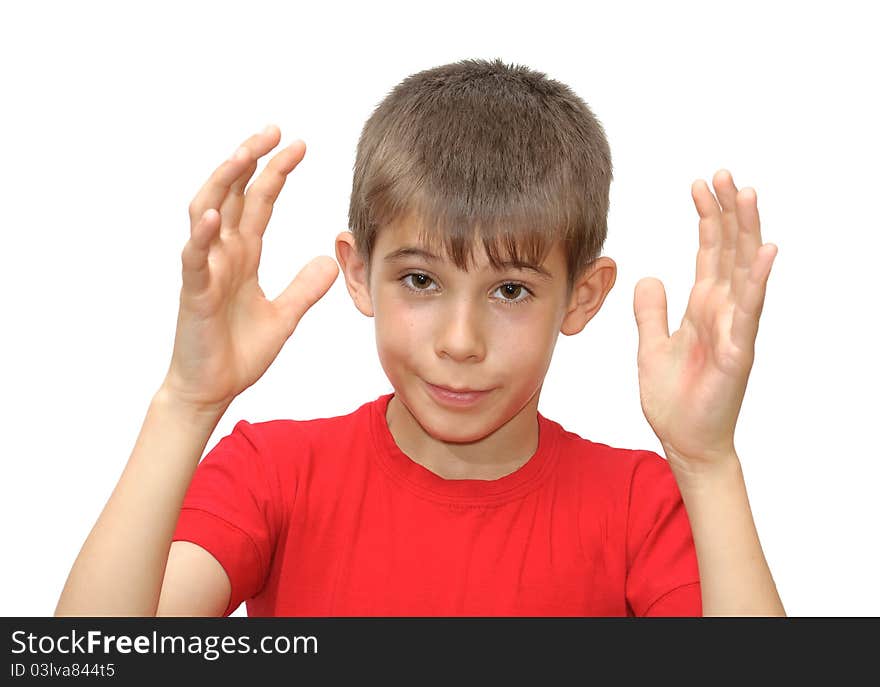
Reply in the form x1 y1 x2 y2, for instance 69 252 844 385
633 170 778 470
164 126 339 412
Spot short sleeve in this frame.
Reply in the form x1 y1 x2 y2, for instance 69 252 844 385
625 452 702 617
172 419 279 616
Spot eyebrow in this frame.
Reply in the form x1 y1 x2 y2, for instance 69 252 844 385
383 246 553 280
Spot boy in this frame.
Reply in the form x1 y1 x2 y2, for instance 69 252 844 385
55 58 784 617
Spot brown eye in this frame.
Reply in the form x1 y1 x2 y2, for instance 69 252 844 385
402 273 436 291
501 284 522 300
492 282 532 305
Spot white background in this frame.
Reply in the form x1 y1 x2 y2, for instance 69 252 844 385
2 0 877 617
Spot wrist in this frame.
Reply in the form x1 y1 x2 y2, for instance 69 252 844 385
152 384 232 424
663 446 742 492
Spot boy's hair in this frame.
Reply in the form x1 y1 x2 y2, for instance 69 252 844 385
347 57 613 298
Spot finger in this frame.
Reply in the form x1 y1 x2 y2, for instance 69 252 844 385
692 179 722 283
732 187 763 304
633 277 670 359
239 140 307 240
273 256 340 338
187 125 279 230
711 169 740 291
731 243 778 353
219 125 284 240
181 208 221 295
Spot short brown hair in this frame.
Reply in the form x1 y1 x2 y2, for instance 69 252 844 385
347 57 613 297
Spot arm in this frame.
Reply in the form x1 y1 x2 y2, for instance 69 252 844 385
632 169 784 616
668 451 785 616
56 124 337 616
55 388 230 616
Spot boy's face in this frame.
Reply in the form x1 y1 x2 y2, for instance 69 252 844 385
335 217 616 445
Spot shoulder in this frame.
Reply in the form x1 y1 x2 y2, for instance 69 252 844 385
548 416 670 484
230 394 384 459
543 417 684 519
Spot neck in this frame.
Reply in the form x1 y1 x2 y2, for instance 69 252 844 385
384 392 541 480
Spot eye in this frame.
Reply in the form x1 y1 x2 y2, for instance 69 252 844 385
492 282 533 305
400 273 438 292
399 273 534 306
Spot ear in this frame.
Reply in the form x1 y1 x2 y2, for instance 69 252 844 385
560 257 617 336
335 231 374 317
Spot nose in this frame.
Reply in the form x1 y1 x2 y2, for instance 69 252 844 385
434 297 486 362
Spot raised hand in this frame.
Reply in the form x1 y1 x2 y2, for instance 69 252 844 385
632 170 778 474
162 125 339 413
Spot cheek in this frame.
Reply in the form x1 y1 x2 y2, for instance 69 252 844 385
374 296 424 361
494 310 561 372
487 307 556 347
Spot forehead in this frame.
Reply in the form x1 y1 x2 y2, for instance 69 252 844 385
374 215 565 275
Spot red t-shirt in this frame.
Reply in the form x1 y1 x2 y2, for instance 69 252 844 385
172 393 702 616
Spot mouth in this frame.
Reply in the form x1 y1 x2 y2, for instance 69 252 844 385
424 381 493 407
432 383 487 393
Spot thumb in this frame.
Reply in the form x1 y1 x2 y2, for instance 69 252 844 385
273 256 340 337
633 277 669 357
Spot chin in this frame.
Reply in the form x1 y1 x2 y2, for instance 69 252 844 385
415 397 510 444
420 416 498 445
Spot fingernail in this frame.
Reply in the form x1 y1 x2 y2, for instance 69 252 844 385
262 124 275 135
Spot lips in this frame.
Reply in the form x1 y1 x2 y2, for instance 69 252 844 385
424 380 493 408
432 384 486 393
